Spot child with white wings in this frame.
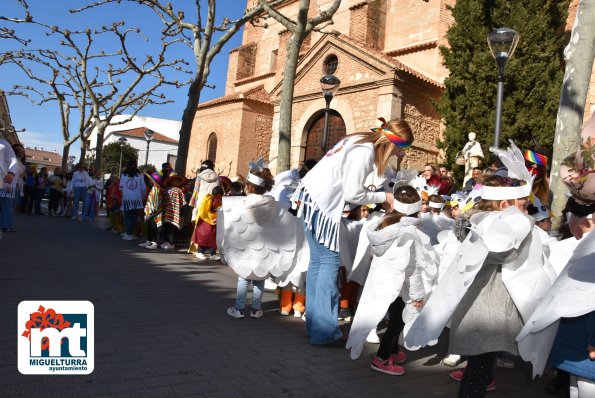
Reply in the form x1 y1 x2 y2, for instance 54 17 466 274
404 141 556 397
220 159 308 319
346 182 437 376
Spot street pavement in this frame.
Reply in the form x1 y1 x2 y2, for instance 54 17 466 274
1 213 554 397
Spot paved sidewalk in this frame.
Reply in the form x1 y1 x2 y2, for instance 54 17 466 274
1 214 553 397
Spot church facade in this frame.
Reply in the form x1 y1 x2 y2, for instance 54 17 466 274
187 0 594 178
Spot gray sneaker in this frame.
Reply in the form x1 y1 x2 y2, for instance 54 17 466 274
250 309 263 319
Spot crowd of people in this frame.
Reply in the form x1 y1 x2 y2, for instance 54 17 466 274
1 111 593 397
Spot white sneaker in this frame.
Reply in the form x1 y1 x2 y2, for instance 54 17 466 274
293 310 303 318
145 242 158 250
195 252 208 260
250 309 263 319
280 310 290 316
366 329 381 344
209 254 220 261
226 307 244 319
122 234 134 241
442 354 463 367
161 242 174 251
138 240 151 248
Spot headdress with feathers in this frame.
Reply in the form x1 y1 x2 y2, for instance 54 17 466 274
482 140 534 200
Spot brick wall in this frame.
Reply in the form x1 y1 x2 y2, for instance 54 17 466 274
349 1 385 50
236 43 258 80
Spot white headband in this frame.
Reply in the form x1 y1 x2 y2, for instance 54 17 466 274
394 199 422 215
429 202 445 210
480 183 532 200
247 172 265 187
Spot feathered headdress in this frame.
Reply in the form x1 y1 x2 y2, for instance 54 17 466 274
482 140 534 200
247 157 268 187
409 175 439 201
385 169 423 215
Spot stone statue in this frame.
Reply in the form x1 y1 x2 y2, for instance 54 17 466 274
461 132 484 185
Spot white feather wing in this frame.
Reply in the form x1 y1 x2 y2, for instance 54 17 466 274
403 228 489 350
516 231 595 377
346 236 413 360
219 197 303 280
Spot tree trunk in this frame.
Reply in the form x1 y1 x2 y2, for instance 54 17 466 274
550 0 595 230
277 33 304 173
174 78 202 177
61 144 70 171
94 125 106 175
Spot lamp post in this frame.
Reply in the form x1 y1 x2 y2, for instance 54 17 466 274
144 128 155 166
487 27 519 148
117 136 128 176
320 74 341 155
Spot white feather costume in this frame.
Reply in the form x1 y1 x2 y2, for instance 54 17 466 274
216 194 306 281
346 217 437 359
348 212 384 285
516 231 595 377
404 206 556 351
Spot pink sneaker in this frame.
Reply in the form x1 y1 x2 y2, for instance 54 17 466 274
450 368 496 391
371 356 405 376
390 351 407 364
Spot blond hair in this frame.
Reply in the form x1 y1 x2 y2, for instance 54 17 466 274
354 119 414 175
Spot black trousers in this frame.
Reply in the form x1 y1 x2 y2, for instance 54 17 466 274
376 297 406 360
458 352 497 398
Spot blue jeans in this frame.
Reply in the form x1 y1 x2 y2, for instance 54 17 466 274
82 192 96 221
0 197 14 228
234 277 264 310
72 187 86 219
304 221 342 345
123 210 138 235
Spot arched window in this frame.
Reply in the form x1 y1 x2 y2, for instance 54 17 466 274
206 133 217 163
322 54 338 75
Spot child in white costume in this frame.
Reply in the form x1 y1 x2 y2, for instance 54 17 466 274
404 142 556 397
346 184 436 376
292 118 413 346
516 112 595 397
221 160 307 319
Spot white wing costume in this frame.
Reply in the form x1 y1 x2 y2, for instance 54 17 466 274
348 212 384 285
346 217 437 359
419 212 455 246
404 206 556 350
217 194 305 280
516 231 595 377
339 217 365 276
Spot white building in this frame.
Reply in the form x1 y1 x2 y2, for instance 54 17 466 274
88 115 181 167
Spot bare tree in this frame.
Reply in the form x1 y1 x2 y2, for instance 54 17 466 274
258 0 342 172
550 0 595 230
76 0 283 176
0 0 31 46
7 8 192 174
58 19 190 174
3 49 98 170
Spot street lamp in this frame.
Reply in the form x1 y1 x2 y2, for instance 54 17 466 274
487 27 519 148
144 128 155 166
320 73 341 154
117 136 128 176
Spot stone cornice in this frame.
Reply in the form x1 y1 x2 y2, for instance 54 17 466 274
234 72 276 87
385 40 438 56
349 1 369 11
271 78 396 105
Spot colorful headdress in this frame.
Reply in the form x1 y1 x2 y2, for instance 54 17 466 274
371 118 413 149
482 141 534 200
247 158 267 187
524 150 548 167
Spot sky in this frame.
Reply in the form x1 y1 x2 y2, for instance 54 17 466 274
1 0 247 160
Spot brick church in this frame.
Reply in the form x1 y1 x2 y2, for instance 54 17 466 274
186 0 594 178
